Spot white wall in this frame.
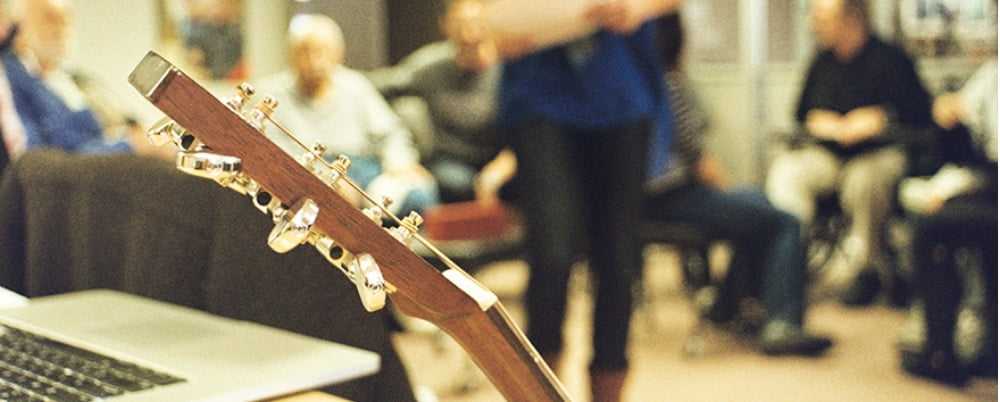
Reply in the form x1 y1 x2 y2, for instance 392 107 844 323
66 0 160 125
65 0 289 126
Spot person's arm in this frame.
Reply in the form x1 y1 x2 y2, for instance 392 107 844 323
357 72 423 175
366 42 451 99
445 0 682 60
795 57 845 140
474 148 516 203
585 0 684 34
836 105 888 146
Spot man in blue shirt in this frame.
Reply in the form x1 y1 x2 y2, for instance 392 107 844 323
447 1 679 400
1 0 150 157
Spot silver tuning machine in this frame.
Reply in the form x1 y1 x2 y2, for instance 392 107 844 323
225 82 256 112
147 117 202 151
267 198 320 253
176 151 242 183
347 254 386 312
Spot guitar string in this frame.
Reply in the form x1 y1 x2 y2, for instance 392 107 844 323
262 114 469 276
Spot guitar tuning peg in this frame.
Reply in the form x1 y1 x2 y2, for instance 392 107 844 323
176 151 242 183
226 82 255 111
333 155 351 173
348 254 386 312
402 211 423 232
387 211 422 245
267 198 320 253
246 95 278 129
361 206 383 225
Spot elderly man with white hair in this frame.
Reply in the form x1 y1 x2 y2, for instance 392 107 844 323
262 14 438 215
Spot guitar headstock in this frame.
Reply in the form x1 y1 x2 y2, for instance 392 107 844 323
128 51 494 321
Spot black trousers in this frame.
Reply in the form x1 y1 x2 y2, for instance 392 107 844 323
911 193 998 372
512 119 649 371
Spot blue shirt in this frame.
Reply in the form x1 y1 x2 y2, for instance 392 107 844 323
2 51 130 154
499 22 664 130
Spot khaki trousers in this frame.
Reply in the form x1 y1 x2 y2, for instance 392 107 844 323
766 144 906 272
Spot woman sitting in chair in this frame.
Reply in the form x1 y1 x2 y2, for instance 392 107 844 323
644 12 832 356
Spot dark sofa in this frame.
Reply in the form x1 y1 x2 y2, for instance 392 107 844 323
0 150 417 402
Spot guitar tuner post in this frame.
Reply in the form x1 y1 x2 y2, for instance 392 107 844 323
361 207 383 225
225 82 256 111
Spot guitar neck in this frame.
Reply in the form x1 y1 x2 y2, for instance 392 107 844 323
397 292 571 402
128 51 572 402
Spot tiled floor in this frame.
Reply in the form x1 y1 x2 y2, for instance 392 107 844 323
393 246 997 402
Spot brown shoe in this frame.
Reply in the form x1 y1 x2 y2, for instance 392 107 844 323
589 367 628 402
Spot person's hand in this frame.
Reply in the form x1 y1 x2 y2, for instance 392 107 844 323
584 0 644 34
804 109 844 140
932 93 965 130
474 149 517 204
695 154 729 189
839 106 887 146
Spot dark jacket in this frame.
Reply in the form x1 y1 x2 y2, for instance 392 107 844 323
0 150 416 402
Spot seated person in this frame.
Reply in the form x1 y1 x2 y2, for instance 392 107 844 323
765 0 933 305
367 39 505 203
262 14 438 215
898 58 997 385
645 12 832 356
1 0 158 157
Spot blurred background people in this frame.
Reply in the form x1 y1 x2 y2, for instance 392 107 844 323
898 57 997 386
446 1 681 400
367 39 507 204
765 0 933 306
645 12 832 357
0 0 163 158
262 14 438 216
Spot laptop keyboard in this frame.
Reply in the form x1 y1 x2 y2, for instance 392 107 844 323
0 324 186 401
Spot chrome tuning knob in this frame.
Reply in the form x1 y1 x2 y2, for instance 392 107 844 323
146 117 178 147
176 151 242 183
226 82 256 111
147 118 201 151
348 254 386 312
267 198 320 253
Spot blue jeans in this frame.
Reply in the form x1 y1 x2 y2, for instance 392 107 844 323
645 184 807 326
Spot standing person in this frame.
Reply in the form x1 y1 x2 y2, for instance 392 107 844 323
765 0 933 305
446 1 680 401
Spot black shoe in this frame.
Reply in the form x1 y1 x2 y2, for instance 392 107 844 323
901 349 970 386
758 322 833 356
840 269 881 307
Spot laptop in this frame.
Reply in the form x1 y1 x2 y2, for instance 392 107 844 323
0 289 379 402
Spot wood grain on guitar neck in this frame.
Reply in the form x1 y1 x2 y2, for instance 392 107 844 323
129 51 571 402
